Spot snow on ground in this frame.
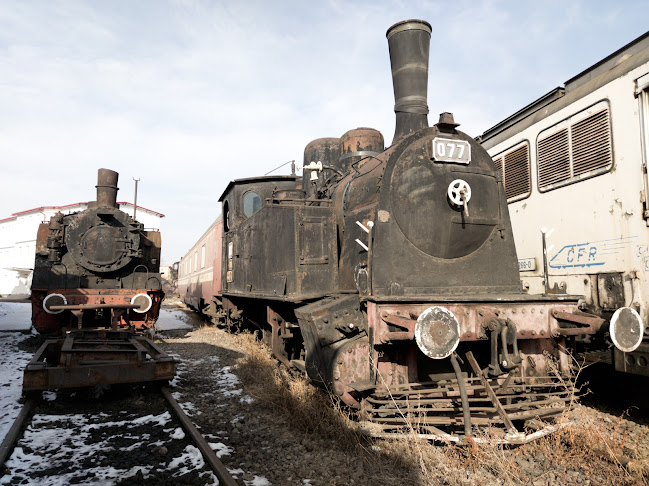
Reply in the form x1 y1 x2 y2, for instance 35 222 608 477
155 308 196 331
0 303 34 446
1 410 221 486
0 301 32 331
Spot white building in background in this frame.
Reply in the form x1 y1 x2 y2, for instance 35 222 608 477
0 202 164 298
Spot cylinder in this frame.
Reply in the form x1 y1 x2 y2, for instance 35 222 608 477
339 128 384 174
302 137 340 194
96 168 119 208
386 19 432 145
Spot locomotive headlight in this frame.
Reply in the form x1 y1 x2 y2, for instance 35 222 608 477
610 307 644 353
414 306 461 359
43 293 67 314
131 293 153 313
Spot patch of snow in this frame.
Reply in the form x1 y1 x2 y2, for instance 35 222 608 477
246 476 272 486
1 410 183 485
208 441 233 458
167 444 204 470
0 331 34 445
155 309 195 331
0 302 32 331
170 427 186 439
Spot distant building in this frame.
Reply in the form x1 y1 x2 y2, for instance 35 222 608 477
0 202 164 298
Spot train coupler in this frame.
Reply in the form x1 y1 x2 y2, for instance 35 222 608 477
487 318 522 377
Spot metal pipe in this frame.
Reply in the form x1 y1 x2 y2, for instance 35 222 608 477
542 229 550 294
450 353 472 438
133 177 140 220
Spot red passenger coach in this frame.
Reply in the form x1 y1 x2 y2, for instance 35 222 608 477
178 216 223 319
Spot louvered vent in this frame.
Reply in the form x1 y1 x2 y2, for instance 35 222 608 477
493 156 503 175
502 144 530 200
571 109 612 176
538 128 570 189
537 104 612 191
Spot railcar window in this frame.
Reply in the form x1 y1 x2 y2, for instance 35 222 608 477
243 191 261 217
537 102 612 192
492 141 530 201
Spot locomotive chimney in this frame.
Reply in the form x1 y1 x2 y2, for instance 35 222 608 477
95 168 119 208
386 19 432 145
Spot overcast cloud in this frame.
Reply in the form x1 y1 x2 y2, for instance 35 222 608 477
1 0 647 264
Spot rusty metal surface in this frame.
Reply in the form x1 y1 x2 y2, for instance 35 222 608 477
93 168 119 209
360 371 575 441
23 330 177 391
32 288 163 333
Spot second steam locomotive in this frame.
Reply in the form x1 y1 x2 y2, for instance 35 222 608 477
31 169 164 333
179 19 631 442
25 169 174 392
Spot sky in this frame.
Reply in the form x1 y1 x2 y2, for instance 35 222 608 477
1 0 647 265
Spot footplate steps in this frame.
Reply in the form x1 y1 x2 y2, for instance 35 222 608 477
359 353 576 445
23 330 177 391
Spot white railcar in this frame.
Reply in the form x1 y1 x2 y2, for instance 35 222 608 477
480 31 649 376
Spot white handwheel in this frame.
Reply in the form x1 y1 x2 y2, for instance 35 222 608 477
448 179 471 206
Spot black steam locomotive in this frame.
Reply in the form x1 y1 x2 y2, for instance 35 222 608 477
25 169 174 392
204 20 614 443
31 169 164 334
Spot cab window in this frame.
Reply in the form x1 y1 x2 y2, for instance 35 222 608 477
243 191 261 217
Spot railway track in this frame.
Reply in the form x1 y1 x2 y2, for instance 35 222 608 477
0 385 238 486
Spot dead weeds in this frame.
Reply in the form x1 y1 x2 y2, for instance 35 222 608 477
229 332 648 485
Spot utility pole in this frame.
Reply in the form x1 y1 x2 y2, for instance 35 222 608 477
133 177 140 220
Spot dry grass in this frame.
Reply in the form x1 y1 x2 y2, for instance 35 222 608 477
231 333 649 485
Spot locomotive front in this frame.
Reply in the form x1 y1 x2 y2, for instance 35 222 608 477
31 169 164 333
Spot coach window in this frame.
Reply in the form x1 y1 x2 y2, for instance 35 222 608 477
243 191 261 218
536 100 613 192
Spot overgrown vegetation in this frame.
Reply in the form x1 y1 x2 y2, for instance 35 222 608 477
230 331 649 485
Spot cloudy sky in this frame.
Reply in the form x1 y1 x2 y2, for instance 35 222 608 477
1 0 647 264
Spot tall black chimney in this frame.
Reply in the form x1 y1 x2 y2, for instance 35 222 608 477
386 19 432 145
95 168 119 208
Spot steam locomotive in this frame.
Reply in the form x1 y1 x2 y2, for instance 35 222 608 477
180 19 634 443
24 169 174 392
31 169 164 334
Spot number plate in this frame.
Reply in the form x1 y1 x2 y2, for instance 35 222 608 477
431 138 471 164
518 258 536 272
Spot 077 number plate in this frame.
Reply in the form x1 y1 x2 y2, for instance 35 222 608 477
431 138 471 164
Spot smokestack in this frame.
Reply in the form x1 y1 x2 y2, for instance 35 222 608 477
95 168 119 208
386 19 432 145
